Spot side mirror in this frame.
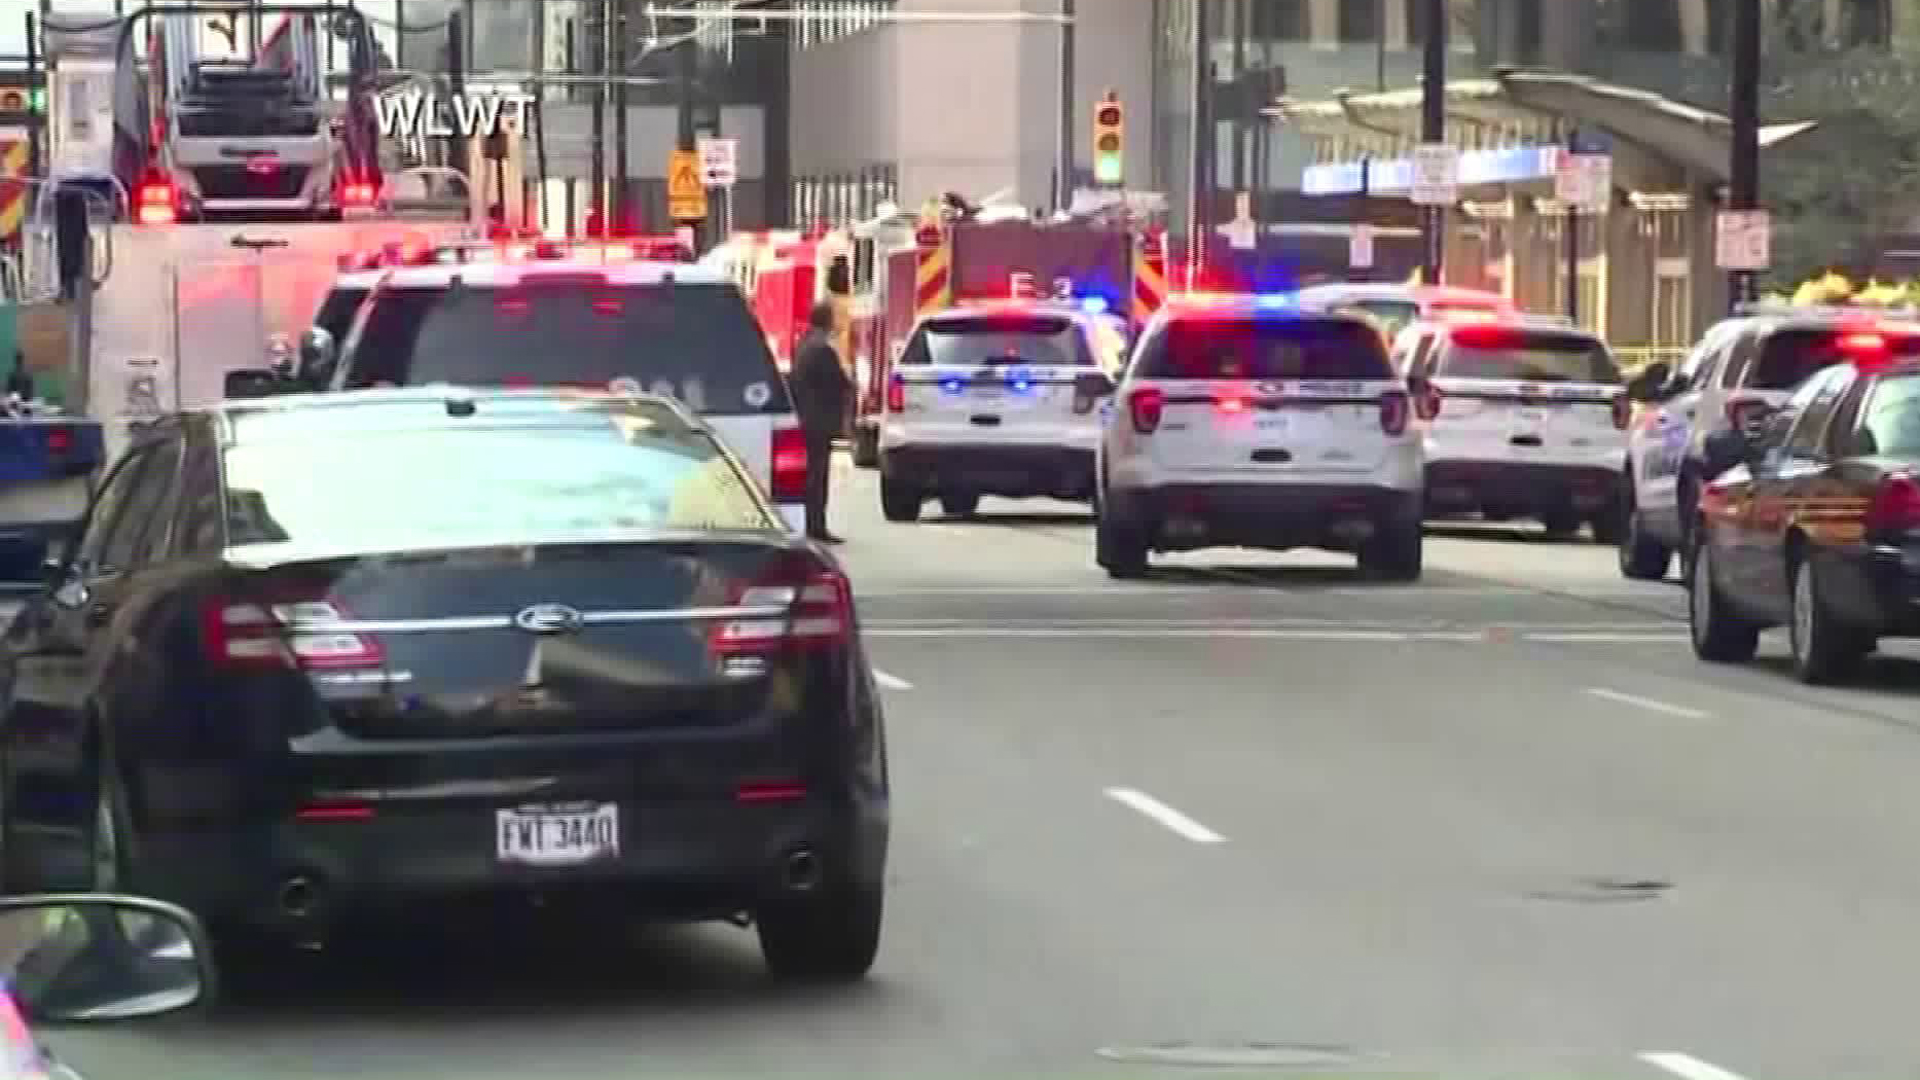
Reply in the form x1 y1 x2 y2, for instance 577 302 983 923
222 369 281 399
1626 361 1673 402
0 896 213 1022
296 327 337 385
1073 371 1117 399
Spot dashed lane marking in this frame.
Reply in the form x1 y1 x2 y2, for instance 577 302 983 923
1585 687 1711 720
872 669 914 691
863 624 1685 644
1103 787 1226 844
1640 1052 1753 1080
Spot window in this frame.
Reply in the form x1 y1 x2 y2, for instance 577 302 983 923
1348 300 1420 339
112 436 183 570
222 413 777 550
340 282 790 415
1853 372 1920 457
1438 330 1623 384
1783 367 1852 458
176 427 225 555
311 285 370 343
899 315 1094 367
1338 0 1379 43
1738 327 1920 391
74 448 156 574
1138 317 1393 380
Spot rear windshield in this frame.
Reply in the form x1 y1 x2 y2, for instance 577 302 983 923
1139 317 1392 380
1860 372 1920 458
1346 300 1420 338
222 419 776 547
312 286 368 341
899 314 1093 367
1439 331 1621 384
337 281 791 415
1746 328 1920 391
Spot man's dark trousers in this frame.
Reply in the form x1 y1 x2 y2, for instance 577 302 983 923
804 432 834 538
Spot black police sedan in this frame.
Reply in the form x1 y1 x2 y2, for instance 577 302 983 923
0 388 889 980
1688 348 1920 684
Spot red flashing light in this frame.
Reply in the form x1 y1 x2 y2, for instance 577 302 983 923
44 427 71 453
1449 323 1523 348
1127 387 1164 434
1839 332 1887 352
770 426 809 503
1866 473 1920 533
1216 393 1248 415
135 179 177 225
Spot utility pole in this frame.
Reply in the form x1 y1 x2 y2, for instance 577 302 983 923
1564 127 1580 323
1728 0 1761 305
677 8 700 249
1056 0 1075 212
613 0 629 232
447 10 466 179
589 0 606 233
1187 0 1212 282
23 12 39 179
1420 0 1446 284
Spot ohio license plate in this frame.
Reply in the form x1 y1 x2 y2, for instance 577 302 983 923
495 803 619 866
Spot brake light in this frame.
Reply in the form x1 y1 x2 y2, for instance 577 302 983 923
1378 390 1410 436
601 243 636 261
44 428 70 453
1449 323 1522 348
340 182 377 206
135 179 177 225
199 596 384 671
887 375 906 413
1127 387 1164 434
1414 382 1442 420
1839 332 1886 353
770 426 808 502
1611 394 1631 430
1726 396 1770 430
711 558 852 653
1216 393 1248 415
1866 473 1920 532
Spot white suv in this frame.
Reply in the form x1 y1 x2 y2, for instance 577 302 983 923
1096 299 1424 580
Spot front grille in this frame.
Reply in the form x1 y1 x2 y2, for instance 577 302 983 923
191 164 312 201
177 108 322 138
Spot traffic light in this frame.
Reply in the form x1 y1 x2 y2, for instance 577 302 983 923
1092 91 1124 187
0 75 45 122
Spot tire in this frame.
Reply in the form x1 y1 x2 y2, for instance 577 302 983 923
879 477 922 523
1787 556 1871 685
1095 511 1149 579
1541 508 1583 539
939 492 980 518
1358 520 1423 582
756 881 883 982
1687 540 1760 663
851 425 879 469
1616 471 1672 580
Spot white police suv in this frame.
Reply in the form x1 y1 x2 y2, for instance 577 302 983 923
878 303 1117 521
1095 296 1424 580
1401 315 1630 539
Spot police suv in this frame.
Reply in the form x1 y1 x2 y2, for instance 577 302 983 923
878 303 1117 521
1618 301 1920 580
1095 296 1424 580
1397 314 1630 539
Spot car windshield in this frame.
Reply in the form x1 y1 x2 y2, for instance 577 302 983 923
1861 372 1920 458
1440 331 1622 384
1141 317 1392 379
899 314 1093 367
311 286 369 342
338 282 791 415
1347 299 1420 337
221 419 776 548
1748 328 1920 390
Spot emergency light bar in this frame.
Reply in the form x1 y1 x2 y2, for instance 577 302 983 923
1734 299 1920 320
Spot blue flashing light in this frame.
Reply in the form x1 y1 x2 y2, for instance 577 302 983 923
940 378 965 394
1253 293 1297 311
1010 376 1033 393
1080 296 1110 316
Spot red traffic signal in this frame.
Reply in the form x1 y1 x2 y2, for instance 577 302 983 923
1095 103 1122 127
0 91 24 112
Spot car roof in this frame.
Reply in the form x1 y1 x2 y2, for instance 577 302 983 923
330 271 383 290
920 302 1100 330
1430 313 1605 341
1297 283 1513 305
205 386 707 447
1723 302 1920 334
375 259 730 290
1158 295 1377 325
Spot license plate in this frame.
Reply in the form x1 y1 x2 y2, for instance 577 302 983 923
496 803 619 866
1255 416 1289 432
971 387 1005 399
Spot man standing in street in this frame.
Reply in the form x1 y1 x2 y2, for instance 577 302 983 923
791 301 853 544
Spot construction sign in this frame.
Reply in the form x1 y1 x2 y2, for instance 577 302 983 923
668 147 708 222
0 130 29 244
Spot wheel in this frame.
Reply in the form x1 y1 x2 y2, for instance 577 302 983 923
1687 540 1760 663
756 881 883 982
1358 520 1423 582
1787 556 1872 685
1095 511 1149 579
1616 472 1672 580
851 425 879 468
1541 508 1583 539
939 492 980 518
879 477 922 523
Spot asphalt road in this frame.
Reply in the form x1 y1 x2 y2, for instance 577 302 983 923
34 456 1920 1080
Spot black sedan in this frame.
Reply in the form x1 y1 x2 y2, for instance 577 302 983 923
0 388 889 980
1688 352 1920 684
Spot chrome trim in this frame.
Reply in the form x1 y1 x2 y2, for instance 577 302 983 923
283 604 790 634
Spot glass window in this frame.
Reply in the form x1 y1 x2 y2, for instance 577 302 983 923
1737 328 1920 391
1347 300 1420 339
74 448 156 573
311 285 369 342
1437 330 1622 383
899 314 1093 367
1139 317 1393 380
1855 372 1920 457
339 282 790 415
111 436 183 569
222 414 777 550
176 428 225 556
1784 367 1852 458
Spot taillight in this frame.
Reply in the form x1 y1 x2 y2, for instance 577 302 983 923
1216 393 1249 415
1378 390 1410 436
1865 473 1920 533
44 428 71 453
199 596 384 671
340 182 377 206
771 425 808 502
1726 397 1769 430
1611 394 1631 430
711 559 852 654
1414 383 1442 420
1127 387 1164 434
887 375 905 413
135 180 177 225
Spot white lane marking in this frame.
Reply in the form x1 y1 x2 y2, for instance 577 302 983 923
1640 1052 1752 1080
1103 787 1226 844
1585 687 1710 720
861 626 1681 643
872 669 914 691
854 585 1673 597
1530 632 1689 643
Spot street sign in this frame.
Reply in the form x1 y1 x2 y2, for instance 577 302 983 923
668 147 708 221
1411 143 1459 206
1555 152 1612 211
1349 224 1374 269
1716 210 1771 271
697 137 737 187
